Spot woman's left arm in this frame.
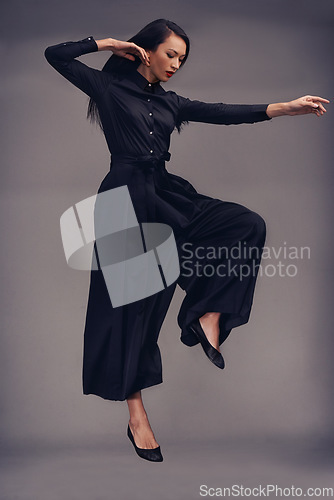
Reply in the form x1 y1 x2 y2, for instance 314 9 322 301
266 95 330 118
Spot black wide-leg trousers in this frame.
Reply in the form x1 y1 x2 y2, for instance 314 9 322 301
82 157 266 401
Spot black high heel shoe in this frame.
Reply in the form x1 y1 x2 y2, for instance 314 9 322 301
188 317 225 369
127 424 163 462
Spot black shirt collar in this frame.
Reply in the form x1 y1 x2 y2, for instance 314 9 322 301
126 67 165 95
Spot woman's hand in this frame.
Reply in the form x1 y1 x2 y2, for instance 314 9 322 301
96 38 149 65
266 95 330 118
286 95 330 116
111 39 150 65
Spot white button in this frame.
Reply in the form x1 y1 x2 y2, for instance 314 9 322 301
148 83 152 87
149 112 152 116
149 131 153 135
150 150 154 153
147 98 151 102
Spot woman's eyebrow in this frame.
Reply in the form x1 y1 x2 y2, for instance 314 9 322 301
168 48 186 57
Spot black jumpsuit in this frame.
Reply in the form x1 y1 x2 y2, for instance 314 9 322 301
44 36 271 401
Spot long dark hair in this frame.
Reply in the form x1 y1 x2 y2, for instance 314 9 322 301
87 18 190 133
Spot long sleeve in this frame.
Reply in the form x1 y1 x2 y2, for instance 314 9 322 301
44 36 112 101
176 94 272 125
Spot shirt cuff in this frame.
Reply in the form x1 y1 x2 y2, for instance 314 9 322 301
77 36 99 54
256 104 272 120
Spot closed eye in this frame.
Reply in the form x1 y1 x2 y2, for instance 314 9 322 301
167 53 185 63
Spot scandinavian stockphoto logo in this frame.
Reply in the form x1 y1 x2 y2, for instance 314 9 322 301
59 185 180 307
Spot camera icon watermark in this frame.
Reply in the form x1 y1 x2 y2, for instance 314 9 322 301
59 185 180 307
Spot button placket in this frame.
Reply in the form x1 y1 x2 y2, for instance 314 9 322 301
146 91 154 155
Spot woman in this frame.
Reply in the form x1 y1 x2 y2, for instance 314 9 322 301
44 19 329 462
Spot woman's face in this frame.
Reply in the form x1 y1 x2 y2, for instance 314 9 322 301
146 32 187 83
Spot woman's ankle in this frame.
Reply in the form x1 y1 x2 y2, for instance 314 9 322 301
129 412 149 425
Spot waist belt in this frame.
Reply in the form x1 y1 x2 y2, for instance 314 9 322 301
110 151 171 169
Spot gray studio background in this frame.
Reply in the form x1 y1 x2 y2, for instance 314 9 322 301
1 1 333 499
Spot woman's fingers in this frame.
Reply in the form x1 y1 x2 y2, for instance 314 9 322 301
312 102 327 115
112 40 149 65
307 95 330 103
131 42 149 65
138 46 149 64
302 95 329 116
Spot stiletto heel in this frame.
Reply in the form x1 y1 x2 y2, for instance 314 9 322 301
127 424 163 462
189 317 225 369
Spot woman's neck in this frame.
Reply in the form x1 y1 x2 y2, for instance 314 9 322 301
136 64 159 84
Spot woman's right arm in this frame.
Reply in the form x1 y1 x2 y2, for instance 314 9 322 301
44 36 149 100
44 36 112 100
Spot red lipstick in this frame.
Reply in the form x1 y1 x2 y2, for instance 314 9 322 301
166 71 174 78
